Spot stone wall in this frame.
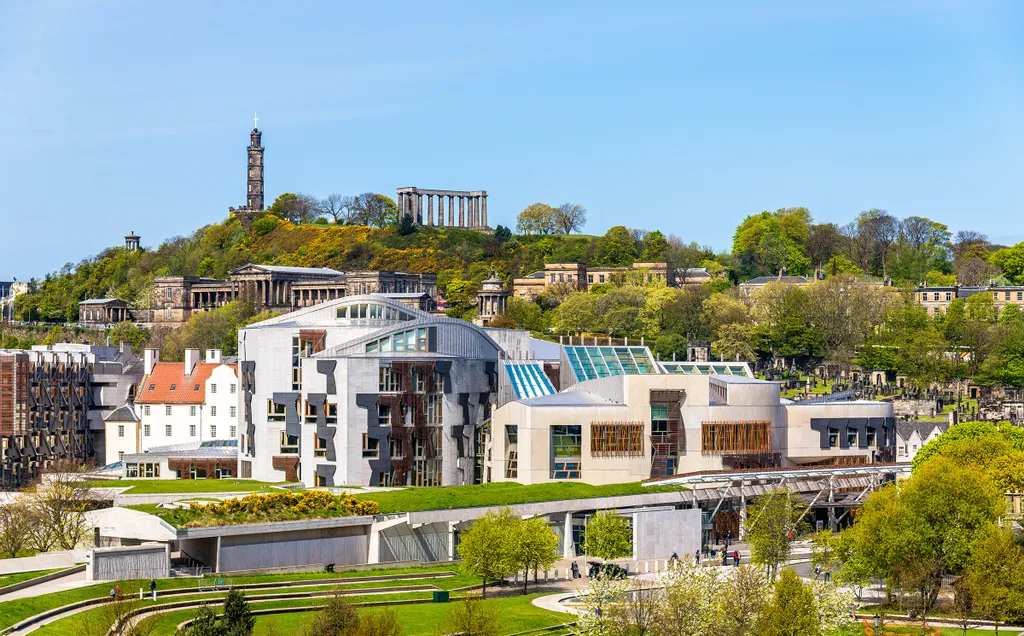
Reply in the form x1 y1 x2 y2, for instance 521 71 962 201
892 399 937 418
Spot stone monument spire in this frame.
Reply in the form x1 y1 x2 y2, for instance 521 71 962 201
247 115 265 210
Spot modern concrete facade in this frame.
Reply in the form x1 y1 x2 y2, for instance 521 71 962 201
237 295 500 488
488 350 896 486
396 187 488 229
0 344 142 485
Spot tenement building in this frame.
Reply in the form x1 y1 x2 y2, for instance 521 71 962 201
139 264 438 328
237 295 500 487
513 262 669 300
487 349 896 485
914 284 1024 316
0 343 142 485
395 187 489 229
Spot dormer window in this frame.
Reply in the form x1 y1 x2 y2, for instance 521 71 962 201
148 384 155 391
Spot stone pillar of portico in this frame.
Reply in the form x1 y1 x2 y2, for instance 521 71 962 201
458 196 465 227
426 195 433 226
445 195 452 226
475 196 481 227
482 195 488 227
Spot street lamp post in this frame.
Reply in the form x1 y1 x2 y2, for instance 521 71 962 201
873 614 880 635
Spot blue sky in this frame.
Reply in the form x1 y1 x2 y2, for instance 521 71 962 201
2 1 1023 278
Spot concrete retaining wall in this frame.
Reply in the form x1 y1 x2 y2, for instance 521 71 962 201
87 543 170 581
217 525 369 573
0 550 87 575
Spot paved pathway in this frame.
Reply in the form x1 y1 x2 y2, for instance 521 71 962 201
0 568 92 602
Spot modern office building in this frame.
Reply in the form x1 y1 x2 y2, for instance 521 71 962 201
488 348 896 486
237 295 501 487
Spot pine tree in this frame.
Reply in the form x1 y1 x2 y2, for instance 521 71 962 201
221 590 255 636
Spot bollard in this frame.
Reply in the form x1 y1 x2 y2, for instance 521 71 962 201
644 561 649 573
139 588 143 600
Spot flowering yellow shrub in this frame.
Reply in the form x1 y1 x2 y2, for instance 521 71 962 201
186 490 379 521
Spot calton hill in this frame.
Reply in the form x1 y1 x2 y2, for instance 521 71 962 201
10 198 1024 403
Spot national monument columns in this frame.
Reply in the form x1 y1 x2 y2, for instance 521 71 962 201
396 187 489 230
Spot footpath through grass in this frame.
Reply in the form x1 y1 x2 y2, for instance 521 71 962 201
829 623 997 635
0 564 461 631
86 479 295 495
353 481 688 514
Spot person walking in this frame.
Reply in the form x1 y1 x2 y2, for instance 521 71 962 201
571 561 581 579
694 549 700 565
722 550 728 566
149 578 156 601
733 550 740 567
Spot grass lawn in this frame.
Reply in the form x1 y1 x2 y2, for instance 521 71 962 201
352 481 688 514
86 479 295 494
34 591 436 636
251 593 568 636
0 568 65 589
0 564 462 631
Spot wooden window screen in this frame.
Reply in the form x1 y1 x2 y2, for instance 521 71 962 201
701 420 771 455
590 422 645 457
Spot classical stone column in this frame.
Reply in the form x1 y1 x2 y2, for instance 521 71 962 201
427 195 434 226
475 197 481 227
445 195 452 226
458 196 465 227
482 195 488 227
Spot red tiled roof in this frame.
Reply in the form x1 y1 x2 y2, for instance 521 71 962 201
138 362 221 404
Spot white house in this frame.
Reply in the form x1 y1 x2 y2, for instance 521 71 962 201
106 349 238 465
895 421 947 463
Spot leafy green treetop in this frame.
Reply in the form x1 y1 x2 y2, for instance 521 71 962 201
583 509 633 562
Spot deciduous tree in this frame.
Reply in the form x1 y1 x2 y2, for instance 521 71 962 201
457 507 519 598
554 203 587 234
583 510 632 562
742 488 807 581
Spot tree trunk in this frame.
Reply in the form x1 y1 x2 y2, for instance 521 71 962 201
523 567 528 593
481 577 486 599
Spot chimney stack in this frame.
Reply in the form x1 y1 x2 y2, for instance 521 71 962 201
144 349 160 376
184 349 201 376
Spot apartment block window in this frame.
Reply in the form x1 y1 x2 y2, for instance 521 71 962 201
411 459 442 487
189 424 196 437
210 406 217 417
412 371 426 393
945 293 952 301
994 292 1000 300
230 384 237 394
314 436 327 457
558 273 564 282
165 424 172 437
505 424 518 444
362 434 379 458
267 400 287 422
426 395 443 425
190 406 197 417
143 405 151 416
377 404 391 427
379 471 394 487
210 425 217 438
144 425 151 437
866 428 877 447
599 274 605 283
211 384 217 394
117 425 125 438
379 367 401 392
118 451 124 461
1018 292 1023 301
230 406 237 418
587 275 594 284
549 274 556 283
828 427 839 448
1007 292 1012 301
847 429 857 447
390 438 405 459
165 406 172 416
280 431 299 454
434 371 445 394
230 425 236 438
